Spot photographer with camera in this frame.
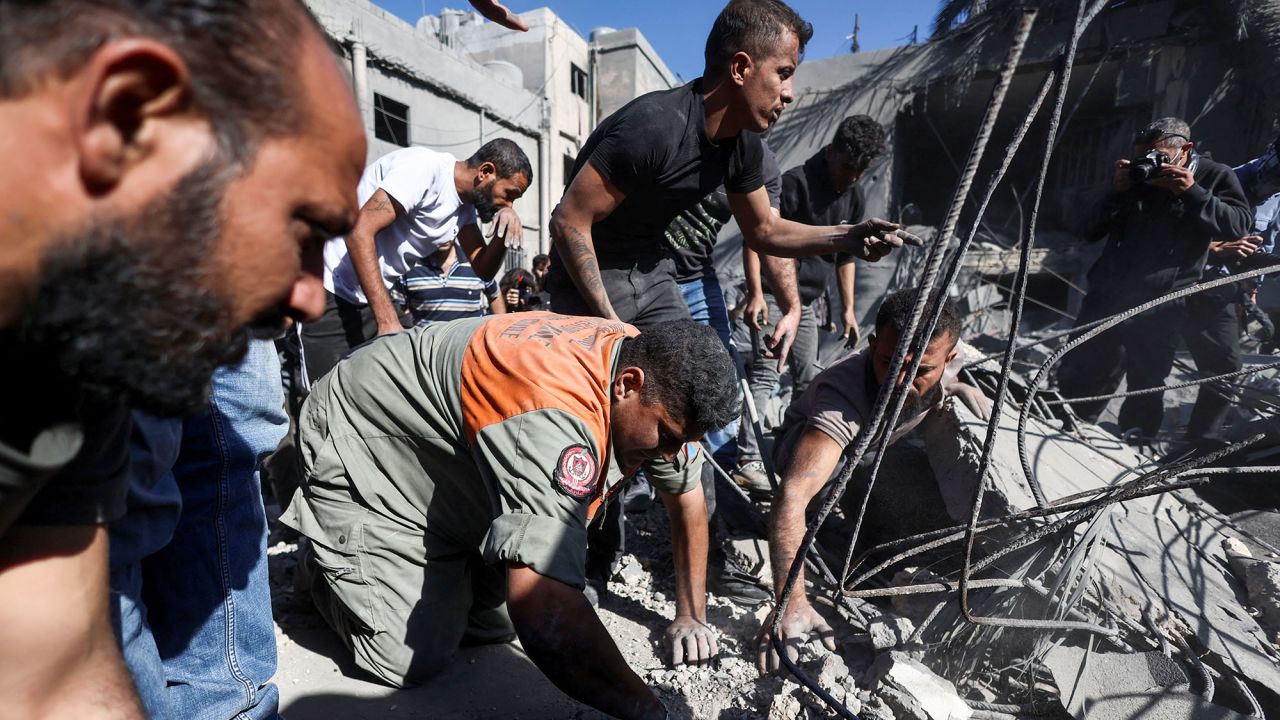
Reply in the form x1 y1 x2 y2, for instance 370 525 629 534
498 267 544 312
1058 118 1252 440
1180 139 1280 442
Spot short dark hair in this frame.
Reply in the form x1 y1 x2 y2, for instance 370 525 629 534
618 321 739 435
499 267 536 294
1134 117 1191 150
0 0 322 161
532 254 551 269
875 287 961 345
831 115 887 173
704 0 814 80
467 138 533 183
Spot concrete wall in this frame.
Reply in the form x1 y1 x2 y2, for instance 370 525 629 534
305 0 547 254
592 28 679 121
456 9 593 198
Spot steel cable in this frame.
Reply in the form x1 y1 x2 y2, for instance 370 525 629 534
956 0 1110 635
768 12 1040 715
1042 358 1280 406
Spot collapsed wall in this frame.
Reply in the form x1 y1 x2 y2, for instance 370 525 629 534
850 375 1280 718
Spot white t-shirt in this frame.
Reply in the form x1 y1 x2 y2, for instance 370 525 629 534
324 147 478 304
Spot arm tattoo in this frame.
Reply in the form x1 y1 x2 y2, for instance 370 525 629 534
560 225 606 295
369 196 394 215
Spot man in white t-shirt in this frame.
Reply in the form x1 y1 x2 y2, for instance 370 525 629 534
300 138 531 382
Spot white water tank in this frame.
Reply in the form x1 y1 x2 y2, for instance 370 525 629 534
483 60 524 89
589 26 618 42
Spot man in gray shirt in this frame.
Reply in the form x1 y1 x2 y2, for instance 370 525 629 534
753 288 990 673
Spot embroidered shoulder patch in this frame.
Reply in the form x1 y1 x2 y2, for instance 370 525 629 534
553 444 598 500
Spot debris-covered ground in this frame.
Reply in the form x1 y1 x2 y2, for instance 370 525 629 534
269 354 1280 719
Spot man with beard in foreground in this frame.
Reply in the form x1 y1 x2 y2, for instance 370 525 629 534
753 288 991 673
303 139 531 385
0 0 368 716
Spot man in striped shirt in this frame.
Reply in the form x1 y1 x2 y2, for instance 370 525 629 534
396 241 501 325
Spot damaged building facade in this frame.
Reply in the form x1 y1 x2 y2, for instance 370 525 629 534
765 0 1280 331
304 0 676 260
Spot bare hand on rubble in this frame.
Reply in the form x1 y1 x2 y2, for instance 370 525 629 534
843 218 924 262
755 604 837 675
664 615 719 667
468 0 530 31
489 206 524 249
947 381 992 420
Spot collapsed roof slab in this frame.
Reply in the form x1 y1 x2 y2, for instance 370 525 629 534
919 398 1280 710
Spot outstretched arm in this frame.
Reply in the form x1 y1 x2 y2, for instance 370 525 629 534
549 162 626 320
506 564 666 719
658 485 717 667
468 0 529 31
757 428 843 675
728 186 922 260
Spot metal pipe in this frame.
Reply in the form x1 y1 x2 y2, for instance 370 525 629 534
347 35 370 131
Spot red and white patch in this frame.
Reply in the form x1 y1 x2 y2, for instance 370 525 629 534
553 444 598 500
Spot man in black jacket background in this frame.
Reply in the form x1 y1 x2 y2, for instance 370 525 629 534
1058 118 1253 439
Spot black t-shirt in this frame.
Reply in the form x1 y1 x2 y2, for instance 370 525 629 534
764 151 865 305
0 332 130 529
549 80 765 286
665 144 782 281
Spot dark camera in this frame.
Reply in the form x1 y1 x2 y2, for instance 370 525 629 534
1129 150 1170 184
518 285 542 309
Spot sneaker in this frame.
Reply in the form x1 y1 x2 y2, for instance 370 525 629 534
732 461 774 499
710 556 772 607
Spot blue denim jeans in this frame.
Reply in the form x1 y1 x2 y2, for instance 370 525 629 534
679 275 740 460
110 340 286 720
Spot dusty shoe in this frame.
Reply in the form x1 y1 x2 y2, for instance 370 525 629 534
732 461 773 499
710 559 772 607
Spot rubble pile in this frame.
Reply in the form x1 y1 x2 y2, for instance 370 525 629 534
265 364 1280 719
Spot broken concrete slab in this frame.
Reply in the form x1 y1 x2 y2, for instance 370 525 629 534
1043 643 1190 719
867 615 918 650
867 651 973 720
922 397 1280 706
1224 537 1280 644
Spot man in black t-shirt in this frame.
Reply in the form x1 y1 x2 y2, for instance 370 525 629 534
548 0 918 363
548 1 918 621
734 116 888 492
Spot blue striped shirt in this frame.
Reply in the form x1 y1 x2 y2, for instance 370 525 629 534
396 248 496 325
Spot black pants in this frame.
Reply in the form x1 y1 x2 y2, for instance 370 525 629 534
267 292 395 508
548 257 691 326
1183 283 1242 440
1057 293 1186 436
297 291 381 388
551 258 699 581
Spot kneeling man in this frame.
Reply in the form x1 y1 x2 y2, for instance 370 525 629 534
284 312 739 719
756 288 990 673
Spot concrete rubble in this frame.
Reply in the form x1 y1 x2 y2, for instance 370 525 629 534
268 360 1280 720
896 367 1280 718
866 652 972 720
